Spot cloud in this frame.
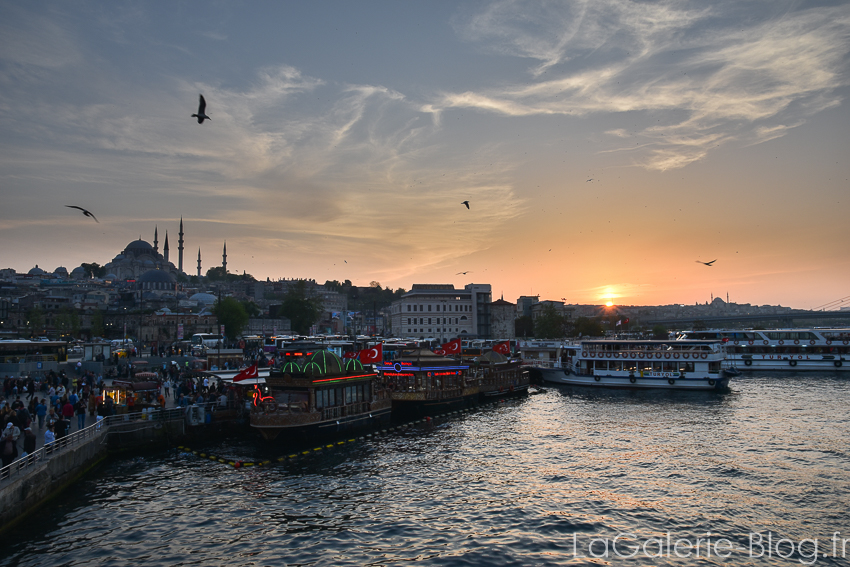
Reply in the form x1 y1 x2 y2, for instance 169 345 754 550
448 1 850 170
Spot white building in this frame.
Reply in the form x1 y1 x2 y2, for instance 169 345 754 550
390 283 492 340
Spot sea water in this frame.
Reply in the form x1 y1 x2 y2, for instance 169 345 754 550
1 373 848 566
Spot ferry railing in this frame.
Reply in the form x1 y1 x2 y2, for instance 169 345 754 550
0 406 191 485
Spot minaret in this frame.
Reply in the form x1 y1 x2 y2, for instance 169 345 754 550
163 232 170 263
197 248 202 277
178 217 185 273
154 226 159 254
222 241 227 274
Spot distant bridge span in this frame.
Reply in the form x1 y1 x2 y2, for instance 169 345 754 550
642 310 850 327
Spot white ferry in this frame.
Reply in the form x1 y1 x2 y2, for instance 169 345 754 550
535 339 730 390
676 328 850 371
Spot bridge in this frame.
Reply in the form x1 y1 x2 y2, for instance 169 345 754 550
641 310 850 328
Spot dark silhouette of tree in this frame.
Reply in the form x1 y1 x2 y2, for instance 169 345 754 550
515 315 534 338
91 310 105 338
534 305 567 339
281 281 324 335
572 317 605 337
213 297 249 340
80 262 106 278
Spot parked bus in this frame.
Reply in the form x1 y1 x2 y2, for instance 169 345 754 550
0 340 68 363
190 333 224 349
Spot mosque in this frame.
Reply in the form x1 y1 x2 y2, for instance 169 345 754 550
102 219 220 292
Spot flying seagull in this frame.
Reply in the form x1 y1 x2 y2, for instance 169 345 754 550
461 201 470 209
456 271 471 275
696 259 717 266
65 205 98 223
192 94 211 124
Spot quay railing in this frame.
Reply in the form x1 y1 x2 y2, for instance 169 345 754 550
0 401 240 486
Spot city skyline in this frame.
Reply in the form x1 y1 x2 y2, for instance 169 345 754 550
2 2 849 311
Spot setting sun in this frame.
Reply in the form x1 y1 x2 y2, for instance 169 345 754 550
606 301 614 307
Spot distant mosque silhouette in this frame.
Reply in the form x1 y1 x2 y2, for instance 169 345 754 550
102 218 226 282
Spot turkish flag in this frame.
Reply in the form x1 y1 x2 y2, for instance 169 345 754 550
342 351 358 359
441 338 461 355
433 348 446 356
493 341 511 355
359 343 383 364
232 363 258 382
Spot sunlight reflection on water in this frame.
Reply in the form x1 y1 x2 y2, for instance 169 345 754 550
2 373 848 566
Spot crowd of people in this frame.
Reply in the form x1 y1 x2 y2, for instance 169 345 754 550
1 349 265 470
2 370 107 467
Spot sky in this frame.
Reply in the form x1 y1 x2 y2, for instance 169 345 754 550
1 1 849 310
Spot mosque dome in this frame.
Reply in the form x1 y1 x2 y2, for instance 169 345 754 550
190 292 217 306
138 269 176 292
139 269 175 284
104 273 117 281
54 267 68 276
123 239 155 258
70 266 87 279
28 265 46 276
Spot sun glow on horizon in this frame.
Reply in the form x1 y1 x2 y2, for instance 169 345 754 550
600 286 619 307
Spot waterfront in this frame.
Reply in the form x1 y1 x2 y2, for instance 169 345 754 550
1 373 848 566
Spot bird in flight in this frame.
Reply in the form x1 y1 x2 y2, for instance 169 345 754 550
456 271 471 275
696 259 717 266
461 201 470 209
192 94 211 124
65 205 98 223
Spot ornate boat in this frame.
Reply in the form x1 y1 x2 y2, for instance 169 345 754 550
474 350 530 398
249 349 391 441
377 348 479 419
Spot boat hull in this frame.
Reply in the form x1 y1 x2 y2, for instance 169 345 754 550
391 389 479 419
251 401 392 442
480 383 529 399
538 367 729 390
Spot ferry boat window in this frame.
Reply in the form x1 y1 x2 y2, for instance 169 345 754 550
407 305 411 311
428 305 432 311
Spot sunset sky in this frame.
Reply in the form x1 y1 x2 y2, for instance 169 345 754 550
1 1 849 310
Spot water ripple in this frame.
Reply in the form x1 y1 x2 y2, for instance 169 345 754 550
2 373 849 566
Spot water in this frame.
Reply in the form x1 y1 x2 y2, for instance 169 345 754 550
2 373 849 566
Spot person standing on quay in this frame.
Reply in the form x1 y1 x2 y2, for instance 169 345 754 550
22 426 35 457
2 422 19 467
35 398 47 429
61 398 75 424
43 423 55 454
75 396 87 430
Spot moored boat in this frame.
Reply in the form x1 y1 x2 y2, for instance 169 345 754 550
677 328 850 371
249 349 391 442
377 348 479 419
538 339 730 390
474 350 530 398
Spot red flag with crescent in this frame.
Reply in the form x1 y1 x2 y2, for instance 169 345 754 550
342 351 358 359
493 341 511 355
359 343 383 364
441 338 461 355
434 348 446 356
232 363 258 382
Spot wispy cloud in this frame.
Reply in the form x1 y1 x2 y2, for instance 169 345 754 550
447 0 850 169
